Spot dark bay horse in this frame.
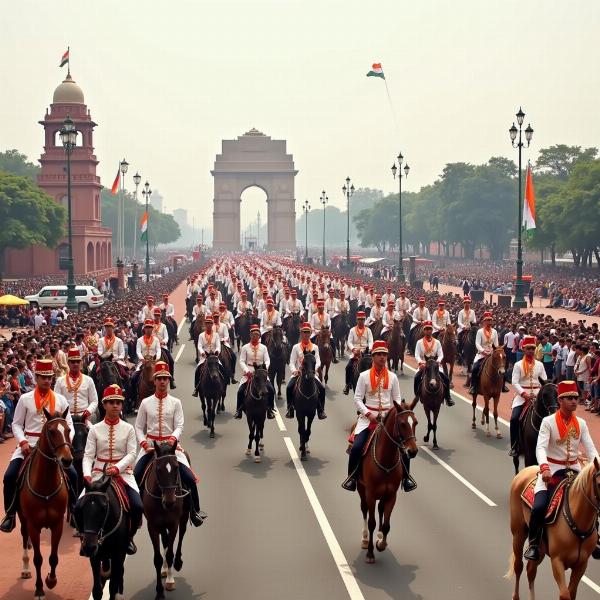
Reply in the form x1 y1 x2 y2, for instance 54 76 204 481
513 382 558 474
369 318 384 342
408 323 424 355
352 351 373 392
235 310 252 353
198 354 225 438
267 325 288 398
462 327 477 385
471 346 505 439
161 310 178 353
18 409 73 599
138 358 156 411
316 328 333 385
292 352 319 461
244 365 269 463
283 312 301 350
143 442 190 600
412 358 445 450
71 414 89 498
93 356 123 419
191 314 205 362
333 312 350 360
387 320 405 374
79 476 129 600
440 324 457 388
357 402 418 563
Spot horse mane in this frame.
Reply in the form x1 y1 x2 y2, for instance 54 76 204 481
574 461 597 495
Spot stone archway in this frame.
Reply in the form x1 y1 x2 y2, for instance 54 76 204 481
211 128 298 250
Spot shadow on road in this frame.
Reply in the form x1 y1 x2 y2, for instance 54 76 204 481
234 455 275 479
129 577 206 600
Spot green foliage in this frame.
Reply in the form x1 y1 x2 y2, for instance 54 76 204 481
535 144 598 179
0 172 65 278
0 149 40 181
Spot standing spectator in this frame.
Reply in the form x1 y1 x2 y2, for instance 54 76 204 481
503 325 518 370
528 286 534 308
565 339 577 380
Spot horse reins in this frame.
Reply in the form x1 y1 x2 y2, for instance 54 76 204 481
371 409 417 474
144 455 189 502
82 487 123 546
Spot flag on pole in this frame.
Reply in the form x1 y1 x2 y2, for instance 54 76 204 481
140 212 148 242
366 63 385 79
523 163 536 230
110 169 120 195
59 48 69 68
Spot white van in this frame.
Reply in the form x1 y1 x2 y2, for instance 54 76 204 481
25 286 105 312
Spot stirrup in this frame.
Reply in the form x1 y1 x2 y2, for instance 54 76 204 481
403 476 417 492
592 544 600 560
285 407 295 419
233 409 243 419
341 476 357 492
343 385 350 395
445 397 455 407
191 511 207 527
0 513 16 533
126 539 138 555
524 543 540 562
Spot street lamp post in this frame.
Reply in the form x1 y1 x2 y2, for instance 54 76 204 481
119 159 128 263
320 190 328 266
342 177 355 270
141 181 152 281
509 107 534 309
132 172 141 261
59 116 78 310
302 199 311 260
391 154 410 283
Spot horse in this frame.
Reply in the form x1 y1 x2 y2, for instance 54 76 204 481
408 323 424 355
93 355 123 420
352 351 373 392
244 365 269 463
471 346 506 439
186 291 198 321
191 314 205 362
387 319 406 374
161 310 178 354
292 352 319 461
333 311 351 361
219 342 235 386
18 409 73 600
357 402 418 564
462 327 478 384
369 318 384 342
143 441 190 600
413 358 445 450
198 353 225 438
79 476 130 600
513 382 558 475
267 325 288 398
316 328 333 385
283 312 301 350
507 459 600 600
440 324 457 388
349 298 358 326
235 310 252 353
71 414 89 498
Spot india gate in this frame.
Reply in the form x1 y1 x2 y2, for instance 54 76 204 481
211 128 297 250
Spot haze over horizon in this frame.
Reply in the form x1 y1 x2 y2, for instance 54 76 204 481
1 0 598 231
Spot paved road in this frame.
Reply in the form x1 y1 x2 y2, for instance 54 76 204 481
119 332 600 600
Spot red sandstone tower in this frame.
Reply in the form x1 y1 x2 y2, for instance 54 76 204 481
5 73 113 277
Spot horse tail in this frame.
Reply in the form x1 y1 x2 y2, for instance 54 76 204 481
504 550 515 579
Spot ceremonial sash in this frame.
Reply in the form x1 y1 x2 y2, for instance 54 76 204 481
555 411 580 441
34 388 56 414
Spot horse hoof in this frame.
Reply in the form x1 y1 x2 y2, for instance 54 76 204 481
301 454 308 461
21 570 31 579
365 555 375 564
161 569 167 578
423 435 429 443
450 382 454 389
45 574 57 589
259 442 264 449
486 431 491 437
496 433 503 439
361 539 369 549
245 449 252 456
471 422 476 429
254 456 261 463
203 419 208 427
376 541 387 552
433 444 439 450
165 581 176 591
173 558 183 572
34 593 45 600
209 431 215 438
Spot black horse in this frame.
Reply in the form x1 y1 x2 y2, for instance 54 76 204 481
333 311 350 362
161 310 178 354
79 477 130 600
283 312 301 350
461 327 478 386
293 352 319 461
92 355 123 419
198 353 225 438
71 414 89 498
244 365 269 463
352 350 373 392
513 382 558 474
235 310 252 353
267 325 288 398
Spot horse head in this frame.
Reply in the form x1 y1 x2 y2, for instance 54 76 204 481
301 350 316 380
491 345 506 376
152 440 180 509
390 400 419 458
80 476 112 557
271 325 284 349
538 382 558 416
444 323 456 343
142 357 156 379
251 364 268 399
71 413 88 461
358 349 373 373
205 353 222 383
318 327 331 350
41 408 73 469
424 358 442 389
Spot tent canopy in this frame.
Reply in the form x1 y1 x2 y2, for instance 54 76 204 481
0 294 29 306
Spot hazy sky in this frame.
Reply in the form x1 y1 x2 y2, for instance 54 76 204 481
2 0 599 232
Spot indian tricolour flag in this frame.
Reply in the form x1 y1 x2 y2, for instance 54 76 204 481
59 48 69 68
523 163 536 230
140 211 148 242
366 63 385 79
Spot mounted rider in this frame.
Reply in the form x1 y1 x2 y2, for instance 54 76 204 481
524 380 600 562
235 290 252 317
140 295 157 322
55 347 98 425
469 311 509 395
134 361 205 527
260 297 283 344
342 341 416 493
380 300 400 342
0 359 78 533
432 299 451 338
310 300 332 343
189 293 206 340
234 324 276 420
152 307 176 389
193 314 222 396
130 319 163 406
413 321 454 406
365 294 384 326
394 287 411 317
78 384 143 555
219 301 235 347
213 311 237 383
92 317 128 379
343 311 373 395
285 323 327 420
509 336 547 457
457 295 476 356
85 324 100 356
381 286 395 307
159 293 175 318
284 288 305 320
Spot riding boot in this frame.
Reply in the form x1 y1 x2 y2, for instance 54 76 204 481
593 530 600 559
317 382 327 420
332 344 339 364
469 362 479 396
267 387 276 419
524 491 548 561
234 386 244 419
343 360 353 395
285 379 295 419
193 364 201 397
188 483 206 527
502 371 509 393
440 372 454 406
401 453 417 492
342 431 367 491
0 459 21 533
509 406 521 457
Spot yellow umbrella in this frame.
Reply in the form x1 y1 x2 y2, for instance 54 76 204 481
0 294 30 306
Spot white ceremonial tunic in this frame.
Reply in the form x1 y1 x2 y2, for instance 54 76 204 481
366 305 384 326
432 309 451 332
159 302 175 317
260 309 282 335
205 297 220 315
215 322 231 347
136 335 162 363
414 337 444 369
97 336 126 361
457 308 477 333
153 322 169 347
55 373 99 418
235 300 252 317
11 390 73 460
82 419 138 491
285 298 304 317
289 342 321 376
381 310 401 335
395 297 412 316
141 305 158 321
310 312 332 336
197 331 221 365
239 342 270 386
474 327 499 363
534 413 599 493
134 393 189 467
411 306 431 329
511 358 547 409
347 326 373 353
192 304 206 321
353 369 401 436
325 298 338 319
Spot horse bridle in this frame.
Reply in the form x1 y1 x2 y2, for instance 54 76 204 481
372 409 417 473
36 417 73 462
81 487 123 546
294 360 317 399
563 467 600 543
247 368 267 401
144 455 188 502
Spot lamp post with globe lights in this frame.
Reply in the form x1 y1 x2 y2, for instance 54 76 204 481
320 190 328 266
342 177 355 270
391 154 410 283
302 199 311 261
141 182 152 281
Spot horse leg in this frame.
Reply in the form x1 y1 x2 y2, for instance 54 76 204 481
325 363 330 385
377 492 396 552
90 555 104 600
45 520 63 589
526 559 539 600
482 396 491 436
567 559 587 599
493 398 502 439
209 398 215 438
549 556 571 600
365 495 377 564
471 396 477 430
510 527 526 600
150 527 165 600
305 415 314 455
254 422 263 463
108 551 125 600
164 529 178 592
423 407 432 443
359 491 369 549
449 362 454 388
297 415 307 461
432 408 440 450
29 527 44 599
200 397 208 427
20 518 31 579
246 421 254 456
174 509 188 572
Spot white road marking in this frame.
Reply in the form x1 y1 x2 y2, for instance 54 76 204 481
175 344 186 363
177 318 186 335
274 407 287 431
419 445 497 507
403 363 509 426
582 576 600 594
282 436 365 600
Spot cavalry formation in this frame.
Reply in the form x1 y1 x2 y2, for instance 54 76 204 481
1 254 599 600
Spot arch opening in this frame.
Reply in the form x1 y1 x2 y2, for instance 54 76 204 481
240 186 267 250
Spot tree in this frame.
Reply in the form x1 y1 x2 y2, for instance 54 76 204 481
535 144 598 179
0 173 65 281
0 149 40 181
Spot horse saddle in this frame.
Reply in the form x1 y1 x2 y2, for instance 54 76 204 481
346 424 378 457
111 478 130 513
519 401 533 423
521 475 570 524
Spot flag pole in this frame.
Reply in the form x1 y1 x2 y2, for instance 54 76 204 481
67 46 70 77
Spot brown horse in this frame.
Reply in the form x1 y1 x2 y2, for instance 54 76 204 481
387 319 405 374
357 402 418 563
440 324 457 388
413 358 445 450
369 318 383 342
316 328 333 385
18 408 73 600
192 314 205 362
507 460 600 600
138 357 156 410
471 346 505 438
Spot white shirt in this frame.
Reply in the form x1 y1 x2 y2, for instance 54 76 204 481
347 326 373 353
395 296 412 315
159 302 175 318
136 335 162 362
192 304 206 321
55 373 99 418
457 308 476 333
366 305 384 326
97 335 126 361
236 300 252 317
310 312 331 335
431 309 451 332
324 297 338 318
381 310 401 334
289 342 321 376
411 306 431 329
260 309 282 334
475 327 499 362
197 330 221 365
239 342 270 383
215 322 231 346
511 358 547 409
504 331 517 350
353 368 401 435
414 337 444 367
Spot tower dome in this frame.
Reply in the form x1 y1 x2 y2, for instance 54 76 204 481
53 73 84 104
